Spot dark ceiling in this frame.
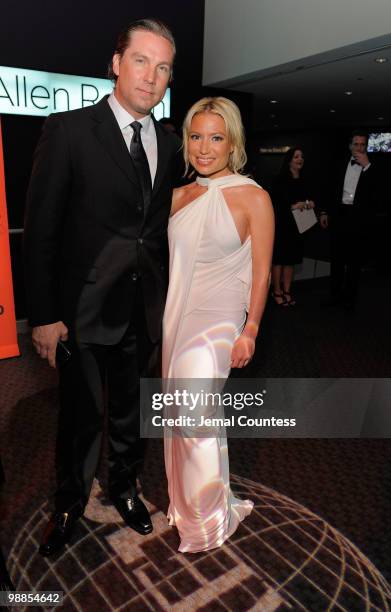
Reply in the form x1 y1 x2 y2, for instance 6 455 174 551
226 37 391 131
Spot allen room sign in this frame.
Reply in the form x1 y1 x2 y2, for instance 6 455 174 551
0 66 170 359
0 65 171 118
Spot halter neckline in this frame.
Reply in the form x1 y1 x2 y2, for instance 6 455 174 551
196 174 240 187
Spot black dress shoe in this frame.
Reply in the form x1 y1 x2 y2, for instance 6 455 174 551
112 495 153 535
39 512 78 557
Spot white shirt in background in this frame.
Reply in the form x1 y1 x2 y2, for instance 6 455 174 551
342 158 371 205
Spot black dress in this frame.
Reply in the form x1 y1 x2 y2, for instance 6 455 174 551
271 174 314 265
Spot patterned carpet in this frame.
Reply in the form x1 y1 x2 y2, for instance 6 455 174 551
5 478 391 611
1 273 391 611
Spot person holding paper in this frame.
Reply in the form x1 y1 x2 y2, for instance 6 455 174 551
271 147 315 306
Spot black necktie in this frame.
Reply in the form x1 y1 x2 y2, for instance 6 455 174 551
350 159 359 166
129 121 152 212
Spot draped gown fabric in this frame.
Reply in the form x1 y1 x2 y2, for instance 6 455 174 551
163 174 262 552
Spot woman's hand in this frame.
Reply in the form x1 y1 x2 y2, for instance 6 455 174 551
320 213 328 229
230 334 255 368
291 201 305 211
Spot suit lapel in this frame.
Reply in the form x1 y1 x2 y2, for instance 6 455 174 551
152 117 171 198
92 96 139 189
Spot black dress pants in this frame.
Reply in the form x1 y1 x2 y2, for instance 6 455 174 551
330 207 366 301
55 282 157 516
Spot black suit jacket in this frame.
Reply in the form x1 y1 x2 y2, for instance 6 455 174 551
24 96 182 344
327 156 378 229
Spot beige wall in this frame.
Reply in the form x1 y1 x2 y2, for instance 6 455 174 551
203 0 391 85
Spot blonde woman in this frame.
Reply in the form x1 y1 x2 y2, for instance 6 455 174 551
162 97 274 552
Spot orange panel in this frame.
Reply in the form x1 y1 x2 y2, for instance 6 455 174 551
0 118 20 359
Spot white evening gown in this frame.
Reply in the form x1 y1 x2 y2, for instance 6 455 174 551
163 173 262 552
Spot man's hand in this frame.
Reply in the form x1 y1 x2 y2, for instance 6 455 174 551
32 321 68 368
231 334 255 368
320 213 328 229
353 151 369 167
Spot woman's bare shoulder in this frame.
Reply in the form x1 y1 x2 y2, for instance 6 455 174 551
226 183 270 204
173 182 195 199
171 181 198 215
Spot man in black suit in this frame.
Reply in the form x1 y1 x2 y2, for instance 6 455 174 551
24 19 182 556
320 130 377 309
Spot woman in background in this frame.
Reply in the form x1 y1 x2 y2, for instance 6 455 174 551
271 147 315 306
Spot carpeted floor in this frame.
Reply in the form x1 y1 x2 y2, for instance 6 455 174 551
1 272 390 611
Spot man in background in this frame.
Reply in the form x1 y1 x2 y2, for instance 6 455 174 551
320 130 378 309
159 117 179 135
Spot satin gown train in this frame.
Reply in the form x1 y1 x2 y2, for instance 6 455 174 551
162 174 261 552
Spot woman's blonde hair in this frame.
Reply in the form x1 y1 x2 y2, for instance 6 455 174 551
182 96 247 175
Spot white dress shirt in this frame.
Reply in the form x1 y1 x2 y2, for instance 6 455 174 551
108 92 157 185
342 158 371 205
